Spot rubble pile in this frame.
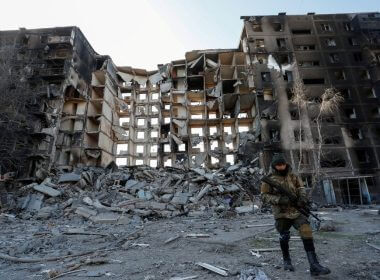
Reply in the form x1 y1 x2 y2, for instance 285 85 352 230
2 163 265 223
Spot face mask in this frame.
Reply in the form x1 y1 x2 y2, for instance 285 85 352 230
276 165 289 176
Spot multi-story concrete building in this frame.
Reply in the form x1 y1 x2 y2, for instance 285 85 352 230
0 12 379 204
239 12 380 204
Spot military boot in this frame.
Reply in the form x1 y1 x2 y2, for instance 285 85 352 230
279 232 295 271
303 239 330 276
306 251 331 276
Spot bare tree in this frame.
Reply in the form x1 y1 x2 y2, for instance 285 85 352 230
290 80 344 191
290 79 307 171
312 88 344 188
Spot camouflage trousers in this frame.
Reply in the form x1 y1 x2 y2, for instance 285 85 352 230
275 215 313 240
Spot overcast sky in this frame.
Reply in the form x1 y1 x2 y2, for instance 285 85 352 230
1 0 378 69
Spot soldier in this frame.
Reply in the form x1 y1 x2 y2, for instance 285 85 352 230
261 154 330 276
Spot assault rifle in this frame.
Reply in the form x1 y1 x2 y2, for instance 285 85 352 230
261 176 321 222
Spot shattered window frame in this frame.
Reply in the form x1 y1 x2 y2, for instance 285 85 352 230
261 72 271 82
325 38 337 47
329 53 340 63
321 23 333 31
252 23 263 32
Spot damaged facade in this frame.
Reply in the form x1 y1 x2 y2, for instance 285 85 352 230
1 12 380 205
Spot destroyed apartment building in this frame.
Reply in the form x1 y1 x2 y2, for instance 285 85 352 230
1 12 380 205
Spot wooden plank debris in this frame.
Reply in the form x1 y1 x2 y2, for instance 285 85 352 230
367 242 380 251
131 243 150 248
0 247 115 263
50 269 87 280
196 262 228 276
185 233 210 238
245 224 274 228
256 236 301 241
63 228 108 237
250 250 262 258
164 234 181 244
169 276 198 280
250 248 286 252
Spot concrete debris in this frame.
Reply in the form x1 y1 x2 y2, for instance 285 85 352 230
1 162 265 221
0 18 379 280
21 194 44 212
319 220 337 232
75 207 97 219
90 212 121 224
58 173 81 183
33 184 61 197
250 250 262 258
360 209 380 216
171 193 190 205
235 205 255 214
206 58 218 68
239 267 270 280
160 81 172 93
36 206 56 219
148 72 163 84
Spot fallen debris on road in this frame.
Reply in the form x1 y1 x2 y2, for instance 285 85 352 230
196 262 229 276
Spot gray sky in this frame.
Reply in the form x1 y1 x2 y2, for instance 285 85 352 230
1 0 379 69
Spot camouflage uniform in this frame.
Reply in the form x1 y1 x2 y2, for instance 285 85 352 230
260 154 330 275
261 168 313 239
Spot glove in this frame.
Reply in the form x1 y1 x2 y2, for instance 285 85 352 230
297 197 310 209
278 196 290 205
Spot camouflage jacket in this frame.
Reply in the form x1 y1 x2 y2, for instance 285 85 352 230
260 168 306 219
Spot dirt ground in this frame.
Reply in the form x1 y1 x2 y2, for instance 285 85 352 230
0 207 379 280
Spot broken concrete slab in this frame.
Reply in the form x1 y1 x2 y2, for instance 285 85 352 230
235 205 254 214
135 201 151 209
206 58 218 68
160 194 173 203
33 184 61 197
160 81 172 93
227 163 242 172
171 193 190 205
225 184 240 192
190 185 211 203
148 72 163 84
58 173 81 183
83 196 94 206
21 194 44 212
125 179 139 188
75 207 97 219
90 212 121 224
137 190 153 200
150 201 166 211
36 206 56 219
133 209 152 217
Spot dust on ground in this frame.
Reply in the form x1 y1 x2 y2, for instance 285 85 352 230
0 207 379 280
